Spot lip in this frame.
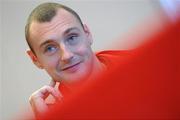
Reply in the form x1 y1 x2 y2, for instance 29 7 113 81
61 62 81 72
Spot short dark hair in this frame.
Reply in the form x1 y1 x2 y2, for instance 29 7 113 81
25 2 84 54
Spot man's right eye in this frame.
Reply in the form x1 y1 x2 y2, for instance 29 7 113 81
44 45 58 54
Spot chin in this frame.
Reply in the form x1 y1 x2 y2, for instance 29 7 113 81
62 74 87 84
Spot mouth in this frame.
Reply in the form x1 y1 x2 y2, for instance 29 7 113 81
61 62 81 72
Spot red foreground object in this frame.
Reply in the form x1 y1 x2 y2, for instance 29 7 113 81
21 19 179 120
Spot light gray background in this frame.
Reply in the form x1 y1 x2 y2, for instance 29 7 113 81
0 0 168 119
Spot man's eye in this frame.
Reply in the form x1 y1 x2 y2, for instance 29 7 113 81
67 35 78 45
44 45 57 53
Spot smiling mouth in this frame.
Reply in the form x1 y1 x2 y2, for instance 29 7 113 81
61 62 81 71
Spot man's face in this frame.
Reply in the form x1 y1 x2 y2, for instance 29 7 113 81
28 9 94 84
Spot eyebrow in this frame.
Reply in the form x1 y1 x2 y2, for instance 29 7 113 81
39 27 81 48
40 40 54 48
63 27 81 35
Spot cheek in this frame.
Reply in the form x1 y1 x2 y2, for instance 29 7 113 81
75 45 94 72
73 44 92 58
40 55 59 71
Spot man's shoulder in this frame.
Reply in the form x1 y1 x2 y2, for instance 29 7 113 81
96 50 131 68
96 50 131 57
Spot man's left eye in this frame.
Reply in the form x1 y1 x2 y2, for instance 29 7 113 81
67 35 78 44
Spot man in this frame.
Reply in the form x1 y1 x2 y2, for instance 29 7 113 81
25 2 117 117
24 2 180 119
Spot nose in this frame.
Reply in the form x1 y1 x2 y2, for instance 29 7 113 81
60 44 74 62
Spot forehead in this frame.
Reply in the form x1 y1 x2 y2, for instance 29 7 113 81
29 8 82 44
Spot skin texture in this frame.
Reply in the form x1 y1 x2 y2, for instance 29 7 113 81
27 9 105 117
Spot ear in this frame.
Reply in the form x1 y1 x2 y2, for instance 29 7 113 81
26 50 44 69
83 24 93 45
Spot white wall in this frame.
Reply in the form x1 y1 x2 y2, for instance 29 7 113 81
0 1 2 120
1 0 163 119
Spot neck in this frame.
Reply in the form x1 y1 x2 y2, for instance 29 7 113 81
89 55 106 80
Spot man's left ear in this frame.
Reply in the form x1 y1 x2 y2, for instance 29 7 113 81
83 24 93 45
